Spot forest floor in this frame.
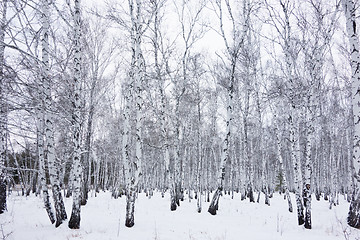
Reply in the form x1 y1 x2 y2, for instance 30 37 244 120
0 190 357 240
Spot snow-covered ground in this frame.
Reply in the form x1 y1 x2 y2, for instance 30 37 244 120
0 191 358 240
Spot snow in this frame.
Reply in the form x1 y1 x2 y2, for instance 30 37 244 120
1 191 358 240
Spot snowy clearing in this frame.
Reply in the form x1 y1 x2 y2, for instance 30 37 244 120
0 191 358 240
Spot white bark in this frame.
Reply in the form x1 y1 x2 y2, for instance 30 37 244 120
69 0 82 229
42 0 67 227
275 121 292 212
303 98 313 229
151 0 176 208
343 0 360 229
196 95 202 213
37 94 55 224
124 0 144 228
0 0 7 214
208 74 233 215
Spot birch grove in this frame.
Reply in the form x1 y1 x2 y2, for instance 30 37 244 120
1 0 360 231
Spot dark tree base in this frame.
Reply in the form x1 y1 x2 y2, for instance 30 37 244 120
170 201 177 211
304 219 311 229
208 189 221 215
208 205 217 215
0 178 6 214
241 194 246 201
125 219 134 228
348 194 360 229
55 219 64 228
248 189 254 203
298 213 305 226
170 191 177 211
68 215 80 229
53 187 67 228
265 196 270 206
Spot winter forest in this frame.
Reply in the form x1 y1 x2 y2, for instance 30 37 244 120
0 0 360 239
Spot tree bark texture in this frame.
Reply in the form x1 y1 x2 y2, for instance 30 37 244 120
69 0 83 229
0 0 7 215
42 0 67 227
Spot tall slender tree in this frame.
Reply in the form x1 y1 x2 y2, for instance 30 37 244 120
0 0 7 215
343 0 360 229
37 83 55 224
42 0 67 227
68 0 83 229
123 0 145 228
208 0 244 215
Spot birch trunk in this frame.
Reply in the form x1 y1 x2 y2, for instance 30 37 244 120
343 0 360 229
68 0 83 229
275 120 293 212
289 107 304 225
124 0 143 227
244 84 254 203
279 0 304 225
208 68 233 215
37 95 55 224
174 99 182 206
152 2 176 210
81 69 97 205
196 96 202 213
42 0 67 227
303 94 314 229
0 0 7 215
255 82 269 205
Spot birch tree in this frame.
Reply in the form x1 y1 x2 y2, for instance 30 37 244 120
342 0 360 229
264 0 304 225
150 0 178 210
172 0 207 207
298 0 339 228
68 0 82 229
274 112 293 212
0 0 7 215
123 0 147 227
37 75 55 224
42 0 67 227
208 0 245 215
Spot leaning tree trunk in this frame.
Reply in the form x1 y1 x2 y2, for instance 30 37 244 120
42 0 67 227
68 0 83 229
343 0 360 229
208 61 234 215
0 0 7 215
